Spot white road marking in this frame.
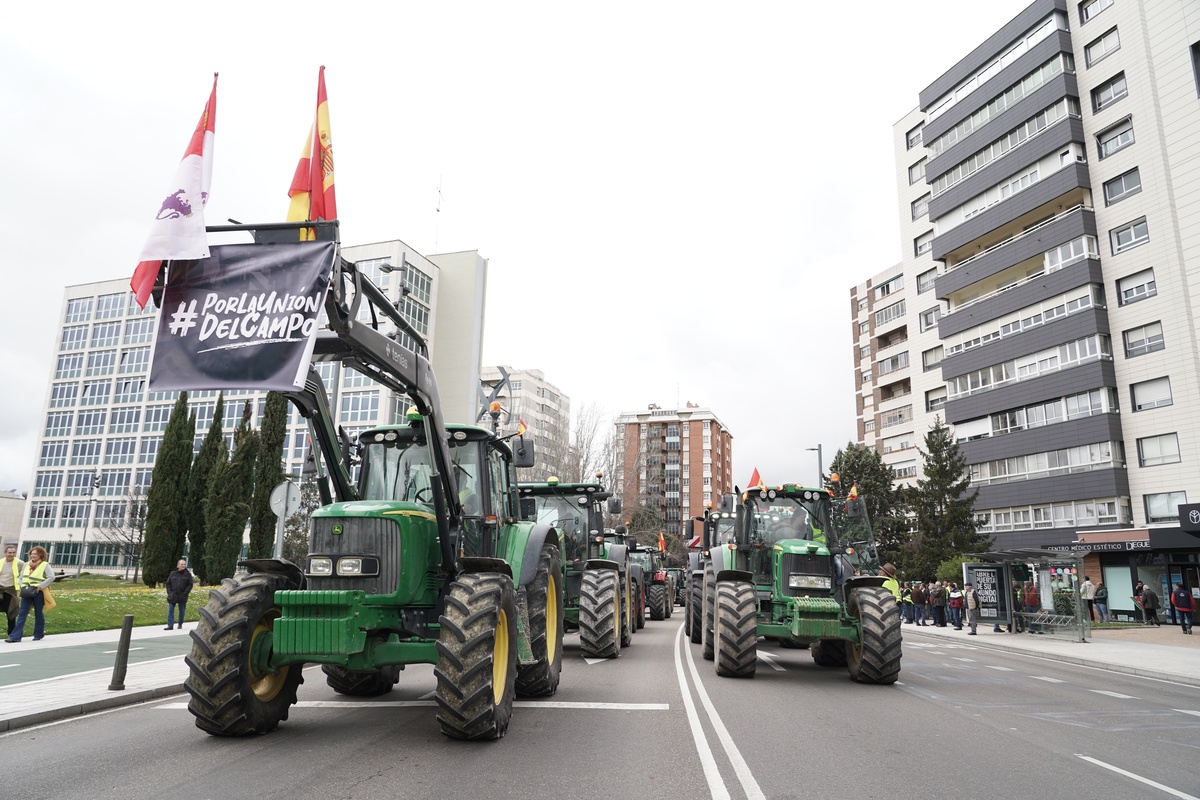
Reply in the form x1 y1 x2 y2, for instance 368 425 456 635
1030 676 1065 683
155 700 669 711
984 665 1014 671
103 647 145 654
0 664 18 669
1174 709 1200 718
952 657 976 662
1090 690 1137 699
582 657 608 665
684 626 766 799
418 690 435 700
1076 755 1199 799
756 651 785 672
673 625 730 800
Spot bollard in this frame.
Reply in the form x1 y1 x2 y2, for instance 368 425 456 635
108 614 134 691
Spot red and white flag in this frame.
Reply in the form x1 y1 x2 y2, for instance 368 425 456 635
131 74 218 309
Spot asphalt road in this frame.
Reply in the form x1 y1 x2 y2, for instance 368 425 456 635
4 612 1199 800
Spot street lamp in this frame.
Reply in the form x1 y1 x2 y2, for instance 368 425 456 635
76 471 100 577
806 445 823 487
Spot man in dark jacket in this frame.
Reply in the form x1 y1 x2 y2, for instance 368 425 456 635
1170 584 1195 634
164 559 194 630
1140 583 1161 627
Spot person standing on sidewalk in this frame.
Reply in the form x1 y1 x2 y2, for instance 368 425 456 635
1095 581 1109 623
948 583 964 630
164 559 194 630
1170 584 1195 635
4 546 54 643
964 582 981 635
900 582 914 624
911 582 928 626
930 581 948 627
1080 575 1097 622
1141 583 1162 626
1133 581 1145 623
0 544 22 637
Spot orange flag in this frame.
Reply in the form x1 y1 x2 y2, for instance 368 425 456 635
516 419 528 436
287 66 336 238
659 531 666 553
747 467 765 491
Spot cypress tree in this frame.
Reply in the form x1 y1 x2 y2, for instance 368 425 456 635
142 391 193 587
203 400 258 582
187 393 225 584
249 392 288 558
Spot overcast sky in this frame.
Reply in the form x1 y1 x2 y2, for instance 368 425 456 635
0 0 1033 492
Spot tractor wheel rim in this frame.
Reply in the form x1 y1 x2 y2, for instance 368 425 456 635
493 608 510 706
248 619 287 701
547 573 559 665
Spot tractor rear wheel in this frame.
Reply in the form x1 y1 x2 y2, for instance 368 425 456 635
702 563 716 661
322 664 401 696
515 543 564 697
648 584 666 620
664 583 674 618
621 576 634 646
634 579 645 630
434 572 518 740
810 639 848 667
185 572 303 736
846 586 902 684
714 581 757 678
689 579 703 644
579 569 621 658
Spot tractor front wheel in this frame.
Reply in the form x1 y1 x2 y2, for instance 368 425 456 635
434 573 518 739
579 569 621 658
648 584 667 620
323 664 402 696
810 639 848 667
714 581 757 678
515 543 564 697
185 572 303 736
846 586 903 684
689 579 703 644
702 563 716 661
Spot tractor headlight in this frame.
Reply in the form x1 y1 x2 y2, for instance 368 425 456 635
337 558 363 575
308 557 333 576
789 574 831 590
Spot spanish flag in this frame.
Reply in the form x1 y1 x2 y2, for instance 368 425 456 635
659 531 666 553
516 419 528 436
849 482 859 500
747 467 766 491
287 66 336 238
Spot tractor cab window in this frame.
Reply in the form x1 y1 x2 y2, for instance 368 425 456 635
530 494 588 562
747 496 828 546
360 432 436 505
486 446 508 518
449 440 483 516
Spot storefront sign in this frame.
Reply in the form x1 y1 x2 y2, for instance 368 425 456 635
1178 503 1200 533
963 564 1009 624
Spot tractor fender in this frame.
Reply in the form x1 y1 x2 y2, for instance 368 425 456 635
516 523 557 588
584 558 621 572
607 543 628 571
687 552 703 573
715 569 753 584
628 562 644 586
844 575 887 590
239 558 305 590
458 556 514 579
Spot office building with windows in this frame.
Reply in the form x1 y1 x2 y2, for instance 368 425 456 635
479 366 571 482
20 240 487 570
856 0 1200 602
613 403 733 538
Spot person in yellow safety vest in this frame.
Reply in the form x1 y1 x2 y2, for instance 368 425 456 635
4 546 55 643
880 562 901 601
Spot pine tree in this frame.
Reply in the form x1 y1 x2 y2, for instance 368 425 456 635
203 401 259 582
142 391 193 587
186 393 225 584
904 417 992 580
249 392 288 558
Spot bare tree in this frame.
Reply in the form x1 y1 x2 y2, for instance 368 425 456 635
95 485 149 581
563 401 609 483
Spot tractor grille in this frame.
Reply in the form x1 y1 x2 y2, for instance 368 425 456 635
782 553 832 598
306 517 401 595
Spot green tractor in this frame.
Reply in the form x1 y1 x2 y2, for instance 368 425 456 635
182 221 562 740
517 478 635 657
685 505 735 644
698 482 901 683
630 547 673 621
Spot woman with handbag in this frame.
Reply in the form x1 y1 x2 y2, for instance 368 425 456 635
4 546 55 643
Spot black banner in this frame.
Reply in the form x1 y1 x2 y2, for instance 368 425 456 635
964 564 1009 624
149 242 335 392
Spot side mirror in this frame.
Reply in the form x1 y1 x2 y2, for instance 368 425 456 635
607 497 622 515
519 497 536 521
511 437 535 469
719 493 736 514
683 519 695 538
615 524 627 535
846 498 861 518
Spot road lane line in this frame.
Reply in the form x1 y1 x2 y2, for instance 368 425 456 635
756 652 785 672
582 657 608 665
1030 676 1064 683
103 647 145 654
684 627 766 800
952 657 976 662
984 665 1014 671
0 664 17 669
673 625 731 800
155 700 670 711
418 690 436 699
1076 755 1199 799
1090 690 1137 699
1175 709 1200 718
0 654 183 689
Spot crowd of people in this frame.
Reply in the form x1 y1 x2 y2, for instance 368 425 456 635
898 579 983 634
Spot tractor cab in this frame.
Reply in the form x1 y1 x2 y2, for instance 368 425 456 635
736 485 841 598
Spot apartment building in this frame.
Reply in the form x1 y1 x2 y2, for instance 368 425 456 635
857 0 1200 602
20 240 487 570
479 366 571 482
614 403 733 538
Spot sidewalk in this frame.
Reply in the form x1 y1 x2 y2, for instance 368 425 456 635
903 618 1200 687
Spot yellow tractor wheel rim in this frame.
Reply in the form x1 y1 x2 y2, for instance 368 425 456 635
547 573 559 665
248 615 288 702
493 608 510 705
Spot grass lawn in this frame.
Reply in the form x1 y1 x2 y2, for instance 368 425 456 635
21 573 210 635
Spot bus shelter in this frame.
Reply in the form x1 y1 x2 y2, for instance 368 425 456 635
964 548 1089 643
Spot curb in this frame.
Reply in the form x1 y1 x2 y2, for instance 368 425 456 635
0 683 185 734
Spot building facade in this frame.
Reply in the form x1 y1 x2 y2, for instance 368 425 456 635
479 366 572 482
614 403 733 538
857 0 1200 612
20 239 487 570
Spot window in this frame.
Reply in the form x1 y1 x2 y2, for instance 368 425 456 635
1085 27 1120 66
105 437 138 465
60 325 88 351
119 347 151 374
123 317 155 344
908 159 926 185
906 124 923 150
40 441 68 467
1118 268 1156 306
874 301 905 328
1131 377 1172 411
33 471 63 497
860 344 871 359
80 379 111 406
917 268 938 294
72 439 102 466
143 405 173 432
100 469 132 496
1123 321 1164 357
110 407 140 434
50 383 78 408
86 350 116 376
922 345 944 371
919 307 941 332
858 321 869 334
28 502 57 528
113 378 145 405
1110 217 1148 253
1080 0 1113 24
1138 433 1180 467
1092 73 1127 111
95 292 125 319
1145 491 1186 524
90 322 121 348
914 231 934 257
75 410 106 435
139 437 162 464
1103 168 1141 205
1097 118 1134 158
912 194 929 220
44 412 72 437
64 297 93 324
861 371 872 383
926 387 947 413
340 391 380 422
874 275 904 299
55 354 84 380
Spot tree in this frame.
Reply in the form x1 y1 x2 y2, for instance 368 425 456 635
186 392 225 585
904 417 992 581
282 474 321 564
94 484 148 582
203 401 258 582
627 503 663 548
562 401 608 483
142 391 192 587
249 392 288 558
827 441 908 566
